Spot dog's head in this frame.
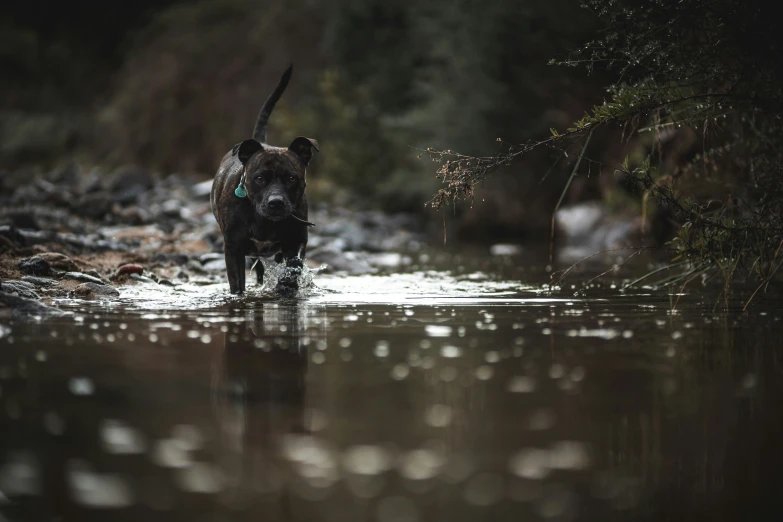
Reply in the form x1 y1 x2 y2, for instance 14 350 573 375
235 137 319 220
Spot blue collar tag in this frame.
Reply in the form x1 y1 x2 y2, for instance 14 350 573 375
234 168 248 198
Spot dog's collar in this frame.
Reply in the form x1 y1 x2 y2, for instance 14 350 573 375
234 167 248 198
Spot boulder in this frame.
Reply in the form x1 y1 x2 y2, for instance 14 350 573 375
0 280 40 300
18 256 55 276
0 291 64 317
37 252 80 272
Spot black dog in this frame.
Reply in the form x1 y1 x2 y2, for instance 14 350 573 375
211 66 318 295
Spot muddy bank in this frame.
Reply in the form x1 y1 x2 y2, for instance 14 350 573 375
0 165 426 314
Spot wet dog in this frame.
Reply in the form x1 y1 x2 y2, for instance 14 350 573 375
210 66 319 295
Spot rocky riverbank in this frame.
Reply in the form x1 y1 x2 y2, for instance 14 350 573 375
0 164 427 315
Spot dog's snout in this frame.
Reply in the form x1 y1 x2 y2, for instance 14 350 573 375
268 197 285 211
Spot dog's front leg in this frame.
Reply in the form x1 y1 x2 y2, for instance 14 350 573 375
254 260 265 285
285 243 306 270
225 248 246 294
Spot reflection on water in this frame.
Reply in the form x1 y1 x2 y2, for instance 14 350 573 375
2 267 783 521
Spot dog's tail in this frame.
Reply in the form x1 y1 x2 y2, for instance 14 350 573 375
252 64 293 143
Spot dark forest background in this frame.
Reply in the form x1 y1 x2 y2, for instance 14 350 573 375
3 0 782 267
0 0 613 241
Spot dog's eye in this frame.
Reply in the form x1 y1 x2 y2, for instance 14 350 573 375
288 175 298 183
254 175 263 184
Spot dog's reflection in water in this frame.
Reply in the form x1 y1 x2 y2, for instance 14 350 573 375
211 303 323 515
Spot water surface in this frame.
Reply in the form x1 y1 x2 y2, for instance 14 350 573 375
1 252 782 521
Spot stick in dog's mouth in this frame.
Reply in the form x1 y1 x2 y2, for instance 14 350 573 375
290 214 316 227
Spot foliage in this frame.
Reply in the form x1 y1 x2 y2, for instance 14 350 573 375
427 0 783 298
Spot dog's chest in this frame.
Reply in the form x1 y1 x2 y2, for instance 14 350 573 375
249 220 280 243
244 221 277 255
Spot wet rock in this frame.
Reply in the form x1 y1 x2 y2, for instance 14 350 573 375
310 250 375 275
0 281 40 300
174 269 190 281
109 165 154 205
37 252 80 272
379 233 418 253
73 192 113 219
115 264 144 278
198 253 223 264
319 219 367 251
21 276 60 287
191 179 213 199
366 252 412 269
161 199 183 218
59 233 128 253
87 270 106 280
129 273 156 284
555 202 642 259
0 291 64 317
158 278 175 287
63 272 106 285
18 256 55 276
490 244 523 256
81 169 103 194
6 210 41 230
51 161 82 188
74 283 120 299
152 252 190 265
116 206 152 224
34 178 58 196
203 259 227 272
186 260 207 274
17 229 58 246
0 225 25 248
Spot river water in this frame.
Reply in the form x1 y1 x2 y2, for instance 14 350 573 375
1 250 782 521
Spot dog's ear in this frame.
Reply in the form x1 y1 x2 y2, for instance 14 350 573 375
288 137 319 166
236 139 264 165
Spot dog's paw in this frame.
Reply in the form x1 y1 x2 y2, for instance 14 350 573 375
275 278 298 297
275 265 301 297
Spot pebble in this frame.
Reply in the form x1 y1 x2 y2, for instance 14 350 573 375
129 274 157 284
21 276 60 287
114 264 144 278
74 283 120 299
63 272 107 285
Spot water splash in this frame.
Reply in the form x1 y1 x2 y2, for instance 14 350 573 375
256 259 327 298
